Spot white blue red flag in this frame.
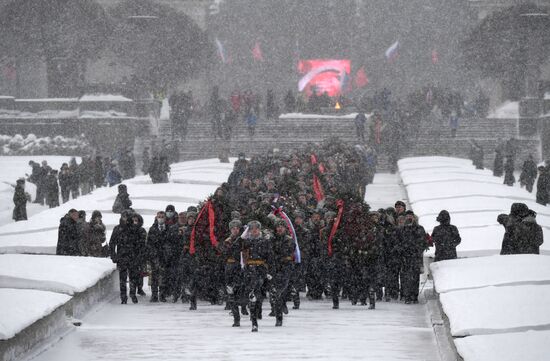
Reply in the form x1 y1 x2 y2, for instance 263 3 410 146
215 37 227 64
385 41 399 62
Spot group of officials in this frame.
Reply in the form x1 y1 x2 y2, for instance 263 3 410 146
106 141 465 332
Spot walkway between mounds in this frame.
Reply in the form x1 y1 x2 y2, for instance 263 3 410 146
30 173 440 361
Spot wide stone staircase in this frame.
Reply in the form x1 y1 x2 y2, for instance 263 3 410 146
157 112 541 171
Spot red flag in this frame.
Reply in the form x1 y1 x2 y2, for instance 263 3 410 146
310 154 325 201
190 200 218 255
312 175 325 202
431 49 439 65
354 66 369 88
252 41 264 62
327 200 345 257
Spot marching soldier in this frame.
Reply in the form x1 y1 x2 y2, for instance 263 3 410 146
241 221 272 332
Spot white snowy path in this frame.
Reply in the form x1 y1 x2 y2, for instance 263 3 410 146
28 173 440 361
364 173 408 210
30 291 439 361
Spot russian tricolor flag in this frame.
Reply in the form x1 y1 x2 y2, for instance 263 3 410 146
215 37 227 64
385 41 399 62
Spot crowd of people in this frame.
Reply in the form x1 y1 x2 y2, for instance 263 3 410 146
53 140 477 333
498 203 544 255
12 146 174 222
489 137 550 205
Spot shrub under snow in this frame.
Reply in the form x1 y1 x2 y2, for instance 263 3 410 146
0 134 90 156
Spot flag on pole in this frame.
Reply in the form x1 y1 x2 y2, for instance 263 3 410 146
252 41 264 62
385 41 399 62
215 37 227 64
431 49 439 65
354 66 369 88
272 206 301 263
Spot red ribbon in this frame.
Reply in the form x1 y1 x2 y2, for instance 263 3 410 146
190 200 218 255
327 199 344 257
312 175 325 202
310 154 325 202
207 201 219 248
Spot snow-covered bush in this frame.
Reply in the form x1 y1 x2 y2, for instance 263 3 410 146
0 134 90 155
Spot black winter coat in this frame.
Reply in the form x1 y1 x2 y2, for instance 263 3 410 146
112 192 132 214
12 185 28 221
270 233 296 272
146 223 179 264
395 224 427 267
432 223 461 261
56 216 80 256
514 216 544 254
110 223 146 266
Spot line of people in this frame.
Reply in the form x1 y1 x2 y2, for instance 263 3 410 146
102 141 465 333
24 151 136 209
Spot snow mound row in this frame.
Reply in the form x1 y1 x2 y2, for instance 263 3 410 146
0 288 70 340
0 254 115 295
397 156 549 256
440 284 550 337
431 255 550 293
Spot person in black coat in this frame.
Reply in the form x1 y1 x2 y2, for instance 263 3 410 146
13 178 29 221
146 211 179 303
519 155 538 193
27 160 42 204
503 156 515 186
68 157 80 200
56 209 80 255
82 210 106 257
500 203 528 255
493 142 504 177
514 209 544 254
269 219 296 327
46 169 60 208
112 184 132 214
219 219 244 327
241 220 273 332
395 211 428 304
110 211 146 304
431 210 461 262
536 165 549 206
58 163 71 203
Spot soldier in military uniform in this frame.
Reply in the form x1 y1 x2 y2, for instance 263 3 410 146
241 221 272 332
220 219 244 327
269 218 296 326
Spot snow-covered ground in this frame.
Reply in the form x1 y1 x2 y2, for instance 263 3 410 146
0 254 115 295
0 158 233 254
487 101 519 119
398 156 550 257
430 255 550 360
454 330 550 361
29 288 439 361
0 167 442 360
0 156 82 227
430 255 550 293
0 157 233 357
402 156 550 361
0 288 71 340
